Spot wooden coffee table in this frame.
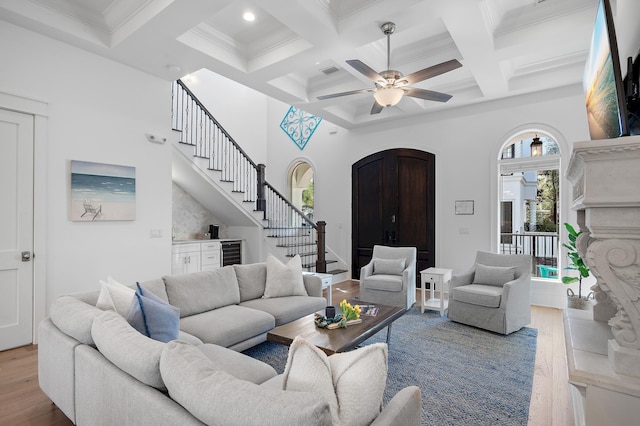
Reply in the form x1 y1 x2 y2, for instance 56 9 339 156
267 301 406 355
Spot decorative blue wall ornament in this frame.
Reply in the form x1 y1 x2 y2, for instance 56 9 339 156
279 106 322 150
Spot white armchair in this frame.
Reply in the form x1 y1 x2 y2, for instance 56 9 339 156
359 245 417 309
448 251 532 335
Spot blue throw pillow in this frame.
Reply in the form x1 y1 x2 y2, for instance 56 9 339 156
126 283 180 343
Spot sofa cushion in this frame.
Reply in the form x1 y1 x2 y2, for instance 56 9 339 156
96 277 135 315
125 284 180 343
160 341 332 426
452 284 503 308
240 295 327 326
373 258 405 275
263 255 307 298
91 310 166 389
163 266 240 317
234 262 267 302
282 336 388 426
179 305 275 347
177 330 203 346
361 274 404 292
197 344 277 384
49 294 103 345
473 263 515 287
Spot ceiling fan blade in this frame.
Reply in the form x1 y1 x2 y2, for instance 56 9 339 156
402 59 462 85
405 87 453 103
317 88 374 100
370 101 384 115
346 60 386 84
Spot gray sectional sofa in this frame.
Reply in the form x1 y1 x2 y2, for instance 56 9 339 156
38 262 421 425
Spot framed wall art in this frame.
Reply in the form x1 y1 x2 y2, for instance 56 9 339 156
70 160 136 221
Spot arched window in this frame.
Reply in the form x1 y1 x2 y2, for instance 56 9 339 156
498 131 561 279
288 161 314 220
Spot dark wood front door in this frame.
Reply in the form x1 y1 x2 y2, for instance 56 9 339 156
352 149 435 283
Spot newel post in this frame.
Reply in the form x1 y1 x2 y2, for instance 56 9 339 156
316 221 327 273
256 163 266 215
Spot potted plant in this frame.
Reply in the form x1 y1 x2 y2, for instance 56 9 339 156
562 223 593 309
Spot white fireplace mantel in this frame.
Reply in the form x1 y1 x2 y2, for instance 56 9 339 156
565 135 640 425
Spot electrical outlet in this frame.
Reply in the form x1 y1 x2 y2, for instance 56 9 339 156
150 229 163 238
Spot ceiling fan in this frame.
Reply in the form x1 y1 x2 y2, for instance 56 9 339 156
317 22 462 114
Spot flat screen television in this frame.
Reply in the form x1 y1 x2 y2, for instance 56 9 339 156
583 0 629 140
624 51 640 135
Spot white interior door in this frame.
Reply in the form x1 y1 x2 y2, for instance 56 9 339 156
0 108 34 351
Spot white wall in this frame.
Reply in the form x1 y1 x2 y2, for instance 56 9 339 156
182 69 268 165
266 86 590 274
172 183 227 240
0 22 173 312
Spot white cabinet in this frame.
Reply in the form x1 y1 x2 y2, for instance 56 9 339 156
200 241 221 272
171 241 222 274
171 243 201 275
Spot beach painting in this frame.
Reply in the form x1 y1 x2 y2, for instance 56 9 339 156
70 160 136 221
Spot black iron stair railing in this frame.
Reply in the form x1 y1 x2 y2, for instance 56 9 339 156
171 79 327 272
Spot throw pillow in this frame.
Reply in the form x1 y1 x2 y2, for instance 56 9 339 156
282 336 388 426
126 283 180 343
160 341 332 425
263 255 307 298
95 276 135 315
373 258 406 275
473 263 516 287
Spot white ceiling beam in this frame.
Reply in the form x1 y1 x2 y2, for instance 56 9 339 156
440 0 507 97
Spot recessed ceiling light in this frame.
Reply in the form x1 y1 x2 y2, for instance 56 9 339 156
243 12 255 22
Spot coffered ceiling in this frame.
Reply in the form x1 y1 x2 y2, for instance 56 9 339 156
0 0 601 128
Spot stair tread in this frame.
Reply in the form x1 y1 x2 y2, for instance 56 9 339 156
286 251 327 257
302 259 337 268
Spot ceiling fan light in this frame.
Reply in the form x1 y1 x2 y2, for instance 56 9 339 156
373 87 404 107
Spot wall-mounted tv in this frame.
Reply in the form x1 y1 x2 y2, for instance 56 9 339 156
583 0 629 140
624 51 640 135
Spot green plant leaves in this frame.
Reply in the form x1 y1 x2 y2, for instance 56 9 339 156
563 222 590 285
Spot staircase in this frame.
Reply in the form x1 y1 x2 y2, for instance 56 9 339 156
171 79 345 275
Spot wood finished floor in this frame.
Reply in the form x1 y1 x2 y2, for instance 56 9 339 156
0 280 573 426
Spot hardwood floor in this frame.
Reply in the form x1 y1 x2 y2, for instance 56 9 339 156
0 345 72 425
0 280 573 426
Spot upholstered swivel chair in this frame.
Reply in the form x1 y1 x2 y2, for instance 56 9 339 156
448 251 532 335
359 245 417 309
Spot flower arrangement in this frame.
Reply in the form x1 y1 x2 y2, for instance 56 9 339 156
340 299 361 321
314 300 362 329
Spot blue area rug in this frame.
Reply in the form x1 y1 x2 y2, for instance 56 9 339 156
243 308 537 425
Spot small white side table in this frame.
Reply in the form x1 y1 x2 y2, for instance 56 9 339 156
303 272 333 304
420 267 452 316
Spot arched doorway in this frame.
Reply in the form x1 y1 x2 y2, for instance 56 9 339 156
352 148 435 284
498 131 561 278
288 161 314 220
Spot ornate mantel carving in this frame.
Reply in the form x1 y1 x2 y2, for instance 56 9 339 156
588 239 640 348
567 135 640 378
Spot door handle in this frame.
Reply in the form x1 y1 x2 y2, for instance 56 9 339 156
22 251 31 262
